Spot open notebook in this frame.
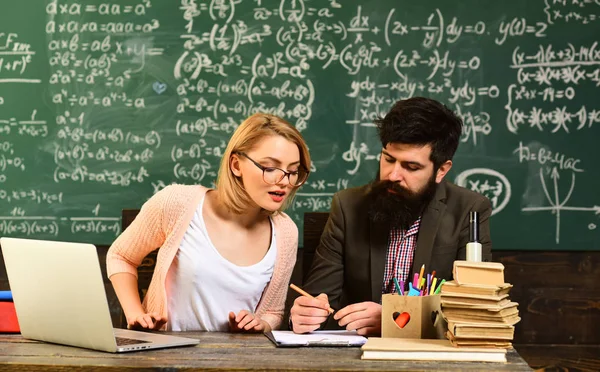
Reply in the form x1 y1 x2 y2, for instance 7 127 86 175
266 330 367 347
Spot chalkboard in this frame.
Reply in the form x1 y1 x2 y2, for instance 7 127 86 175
0 0 598 250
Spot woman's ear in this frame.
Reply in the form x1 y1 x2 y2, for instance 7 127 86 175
230 153 242 177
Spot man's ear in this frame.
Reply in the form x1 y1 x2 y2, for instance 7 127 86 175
230 153 242 177
435 160 452 183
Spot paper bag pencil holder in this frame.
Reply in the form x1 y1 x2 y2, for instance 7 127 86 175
381 293 447 339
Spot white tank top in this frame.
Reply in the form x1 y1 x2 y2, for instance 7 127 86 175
165 194 277 331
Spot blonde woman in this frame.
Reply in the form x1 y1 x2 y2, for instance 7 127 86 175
107 113 310 333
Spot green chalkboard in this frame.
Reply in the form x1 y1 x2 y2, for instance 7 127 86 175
0 0 598 250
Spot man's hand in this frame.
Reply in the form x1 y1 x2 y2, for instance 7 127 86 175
228 310 270 333
289 293 331 334
333 301 381 336
127 312 167 330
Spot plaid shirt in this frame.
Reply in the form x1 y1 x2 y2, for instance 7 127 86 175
381 217 422 294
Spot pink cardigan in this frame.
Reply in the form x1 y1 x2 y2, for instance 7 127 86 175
106 184 298 331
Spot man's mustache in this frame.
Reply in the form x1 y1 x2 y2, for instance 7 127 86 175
372 180 413 196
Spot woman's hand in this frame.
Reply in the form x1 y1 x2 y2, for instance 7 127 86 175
127 312 167 330
228 310 270 333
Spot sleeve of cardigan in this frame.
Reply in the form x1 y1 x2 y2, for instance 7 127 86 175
258 217 298 330
106 186 171 279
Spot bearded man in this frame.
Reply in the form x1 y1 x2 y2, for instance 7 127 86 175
290 97 493 336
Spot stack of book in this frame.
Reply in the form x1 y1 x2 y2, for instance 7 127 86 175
361 337 507 362
440 261 520 348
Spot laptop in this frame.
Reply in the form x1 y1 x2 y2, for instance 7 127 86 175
0 237 199 353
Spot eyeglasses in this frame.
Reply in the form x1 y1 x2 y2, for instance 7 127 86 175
236 152 309 187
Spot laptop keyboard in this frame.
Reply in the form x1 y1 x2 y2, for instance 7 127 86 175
115 337 151 346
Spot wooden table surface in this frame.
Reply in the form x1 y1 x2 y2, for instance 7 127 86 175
0 332 532 371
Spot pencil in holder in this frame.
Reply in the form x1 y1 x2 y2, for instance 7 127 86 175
381 293 447 339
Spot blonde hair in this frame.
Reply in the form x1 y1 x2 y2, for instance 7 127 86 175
216 113 311 214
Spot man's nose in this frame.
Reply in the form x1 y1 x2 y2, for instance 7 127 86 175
387 163 405 183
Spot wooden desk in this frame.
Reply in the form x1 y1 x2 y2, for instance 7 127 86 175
0 332 531 371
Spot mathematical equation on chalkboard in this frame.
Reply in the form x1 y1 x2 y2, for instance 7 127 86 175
0 0 598 247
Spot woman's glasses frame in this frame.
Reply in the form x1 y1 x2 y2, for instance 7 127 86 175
235 152 309 187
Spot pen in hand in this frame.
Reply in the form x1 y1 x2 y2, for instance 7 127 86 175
289 284 335 314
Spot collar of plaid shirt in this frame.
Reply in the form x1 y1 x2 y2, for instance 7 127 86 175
381 217 422 294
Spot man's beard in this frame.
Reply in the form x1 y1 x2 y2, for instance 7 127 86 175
367 174 438 230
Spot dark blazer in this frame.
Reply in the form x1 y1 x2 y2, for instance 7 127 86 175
302 180 493 317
